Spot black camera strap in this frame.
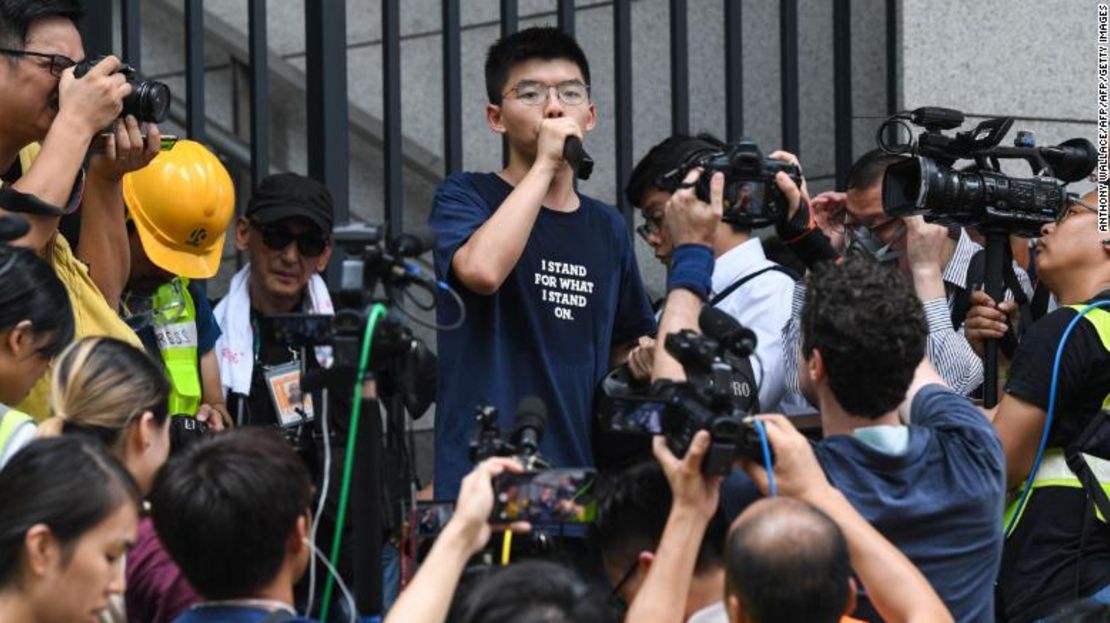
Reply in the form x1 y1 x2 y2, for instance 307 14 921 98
709 264 799 307
0 185 64 216
950 248 1033 359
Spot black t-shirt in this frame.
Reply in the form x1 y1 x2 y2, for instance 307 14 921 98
997 290 1110 622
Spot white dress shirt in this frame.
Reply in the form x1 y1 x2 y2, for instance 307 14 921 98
710 238 796 412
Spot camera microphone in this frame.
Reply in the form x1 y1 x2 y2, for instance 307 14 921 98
699 306 758 358
563 136 594 181
388 226 437 257
511 395 548 458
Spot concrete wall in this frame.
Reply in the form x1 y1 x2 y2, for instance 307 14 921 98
898 0 1097 194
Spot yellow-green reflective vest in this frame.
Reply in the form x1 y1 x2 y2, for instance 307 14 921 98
152 278 201 416
1004 305 1110 534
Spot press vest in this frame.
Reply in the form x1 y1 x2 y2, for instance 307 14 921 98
152 278 201 416
1005 305 1110 533
0 404 34 467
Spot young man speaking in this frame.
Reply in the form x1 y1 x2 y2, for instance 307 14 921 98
429 27 655 498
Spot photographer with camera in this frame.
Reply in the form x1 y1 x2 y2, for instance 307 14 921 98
623 134 798 412
782 149 1033 397
595 460 730 622
0 2 163 419
982 190 1110 621
623 419 952 623
0 244 73 468
429 26 655 499
121 139 234 432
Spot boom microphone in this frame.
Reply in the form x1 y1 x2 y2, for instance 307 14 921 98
511 395 548 458
388 226 437 257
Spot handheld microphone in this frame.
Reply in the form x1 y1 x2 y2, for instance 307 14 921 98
563 136 594 180
699 306 758 358
511 395 548 458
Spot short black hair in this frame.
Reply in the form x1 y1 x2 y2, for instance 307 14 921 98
726 498 851 623
485 26 590 104
625 133 751 235
594 461 726 575
625 134 725 208
0 436 140 587
150 428 313 601
452 560 615 623
801 257 926 418
0 0 83 48
845 149 909 191
0 245 74 357
1045 599 1110 622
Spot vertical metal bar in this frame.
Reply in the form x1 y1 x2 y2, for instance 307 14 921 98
669 0 688 136
305 1 350 228
443 0 463 175
557 0 575 36
249 0 270 189
724 0 743 141
78 0 113 59
780 0 800 153
614 0 633 226
184 0 205 141
500 0 518 167
121 0 141 71
383 0 402 239
886 0 898 117
833 0 852 189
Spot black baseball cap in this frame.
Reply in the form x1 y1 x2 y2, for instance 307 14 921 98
246 173 334 232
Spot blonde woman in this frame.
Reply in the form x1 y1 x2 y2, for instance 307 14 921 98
39 337 195 622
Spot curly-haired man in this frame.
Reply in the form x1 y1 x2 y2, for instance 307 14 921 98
723 258 1005 622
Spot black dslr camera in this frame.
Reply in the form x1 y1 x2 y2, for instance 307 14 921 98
655 138 803 228
880 107 1096 237
73 55 171 123
596 307 768 475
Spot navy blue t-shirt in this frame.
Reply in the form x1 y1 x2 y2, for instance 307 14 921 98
722 385 1005 623
430 172 655 498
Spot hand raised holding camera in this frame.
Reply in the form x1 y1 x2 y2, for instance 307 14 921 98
90 115 161 181
741 414 832 504
652 430 722 521
56 56 131 138
665 169 723 248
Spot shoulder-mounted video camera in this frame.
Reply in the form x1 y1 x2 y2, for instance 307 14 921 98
74 55 170 124
879 107 1096 237
596 306 767 475
655 138 802 228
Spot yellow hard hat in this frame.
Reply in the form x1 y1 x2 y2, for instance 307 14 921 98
122 140 235 280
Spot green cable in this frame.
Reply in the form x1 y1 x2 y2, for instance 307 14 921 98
321 303 388 621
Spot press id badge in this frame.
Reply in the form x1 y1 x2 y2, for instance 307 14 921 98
264 361 314 427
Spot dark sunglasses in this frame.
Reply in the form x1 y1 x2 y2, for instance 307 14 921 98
252 222 329 257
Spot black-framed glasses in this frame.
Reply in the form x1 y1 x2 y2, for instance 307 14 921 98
1056 197 1098 225
503 80 590 107
252 222 330 257
0 48 78 77
636 213 664 243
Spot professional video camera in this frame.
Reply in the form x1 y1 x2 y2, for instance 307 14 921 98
879 107 1096 238
74 55 170 123
654 138 803 228
597 306 767 475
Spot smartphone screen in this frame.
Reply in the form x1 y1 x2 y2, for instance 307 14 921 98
605 399 665 435
414 501 455 537
491 468 597 524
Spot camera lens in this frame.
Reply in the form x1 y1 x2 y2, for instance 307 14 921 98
124 80 171 123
